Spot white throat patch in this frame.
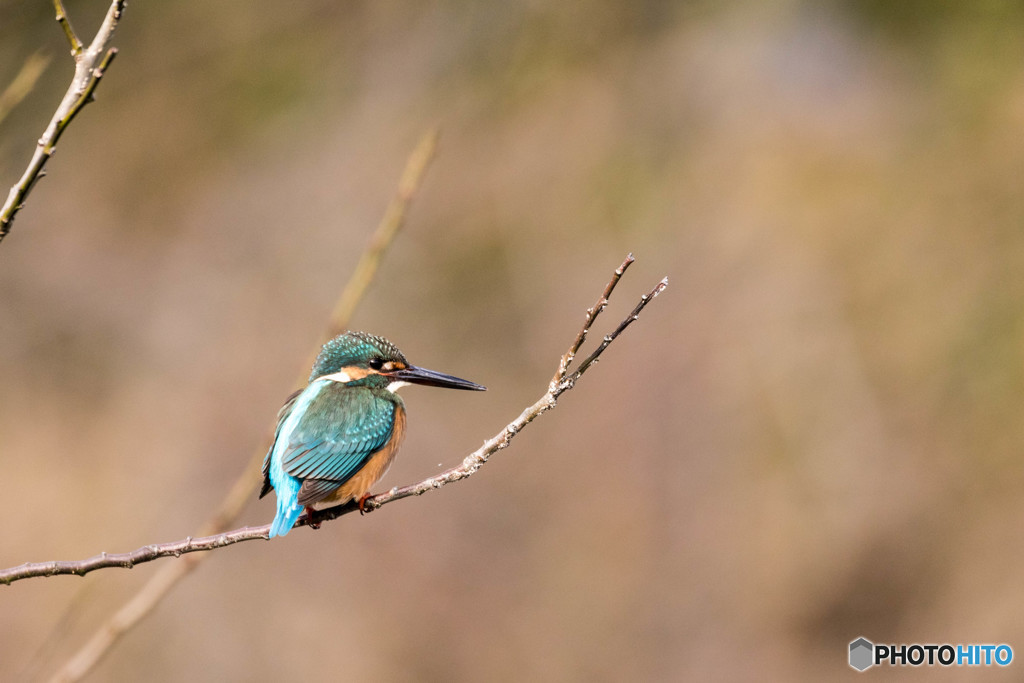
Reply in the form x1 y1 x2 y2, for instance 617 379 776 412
387 381 411 393
321 370 354 383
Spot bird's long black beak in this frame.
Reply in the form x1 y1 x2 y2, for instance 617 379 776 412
390 365 486 391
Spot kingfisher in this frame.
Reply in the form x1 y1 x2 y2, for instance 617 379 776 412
260 330 485 538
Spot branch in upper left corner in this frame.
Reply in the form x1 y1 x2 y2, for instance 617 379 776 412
0 0 126 246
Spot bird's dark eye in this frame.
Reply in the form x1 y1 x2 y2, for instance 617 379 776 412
368 358 384 370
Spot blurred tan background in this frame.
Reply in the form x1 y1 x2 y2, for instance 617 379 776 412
2 1 1024 680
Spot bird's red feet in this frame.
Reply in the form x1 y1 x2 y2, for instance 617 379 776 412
303 506 322 529
357 494 372 515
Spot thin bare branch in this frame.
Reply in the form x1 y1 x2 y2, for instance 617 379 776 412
53 0 84 57
39 129 441 683
564 276 668 385
0 54 51 127
2 255 666 586
0 0 126 246
552 253 634 388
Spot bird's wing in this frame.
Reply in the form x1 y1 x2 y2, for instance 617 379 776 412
259 387 304 499
279 383 397 490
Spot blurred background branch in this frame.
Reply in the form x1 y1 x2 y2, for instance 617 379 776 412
0 54 50 127
39 127 439 683
0 0 124 246
326 128 440 339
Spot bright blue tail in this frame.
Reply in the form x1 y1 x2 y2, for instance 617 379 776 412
269 495 303 538
268 461 303 538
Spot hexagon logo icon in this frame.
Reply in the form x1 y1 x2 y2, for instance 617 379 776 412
849 637 874 671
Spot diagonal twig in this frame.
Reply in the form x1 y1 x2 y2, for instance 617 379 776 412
564 275 668 385
553 253 634 388
1 255 666 585
53 0 84 57
0 0 126 246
